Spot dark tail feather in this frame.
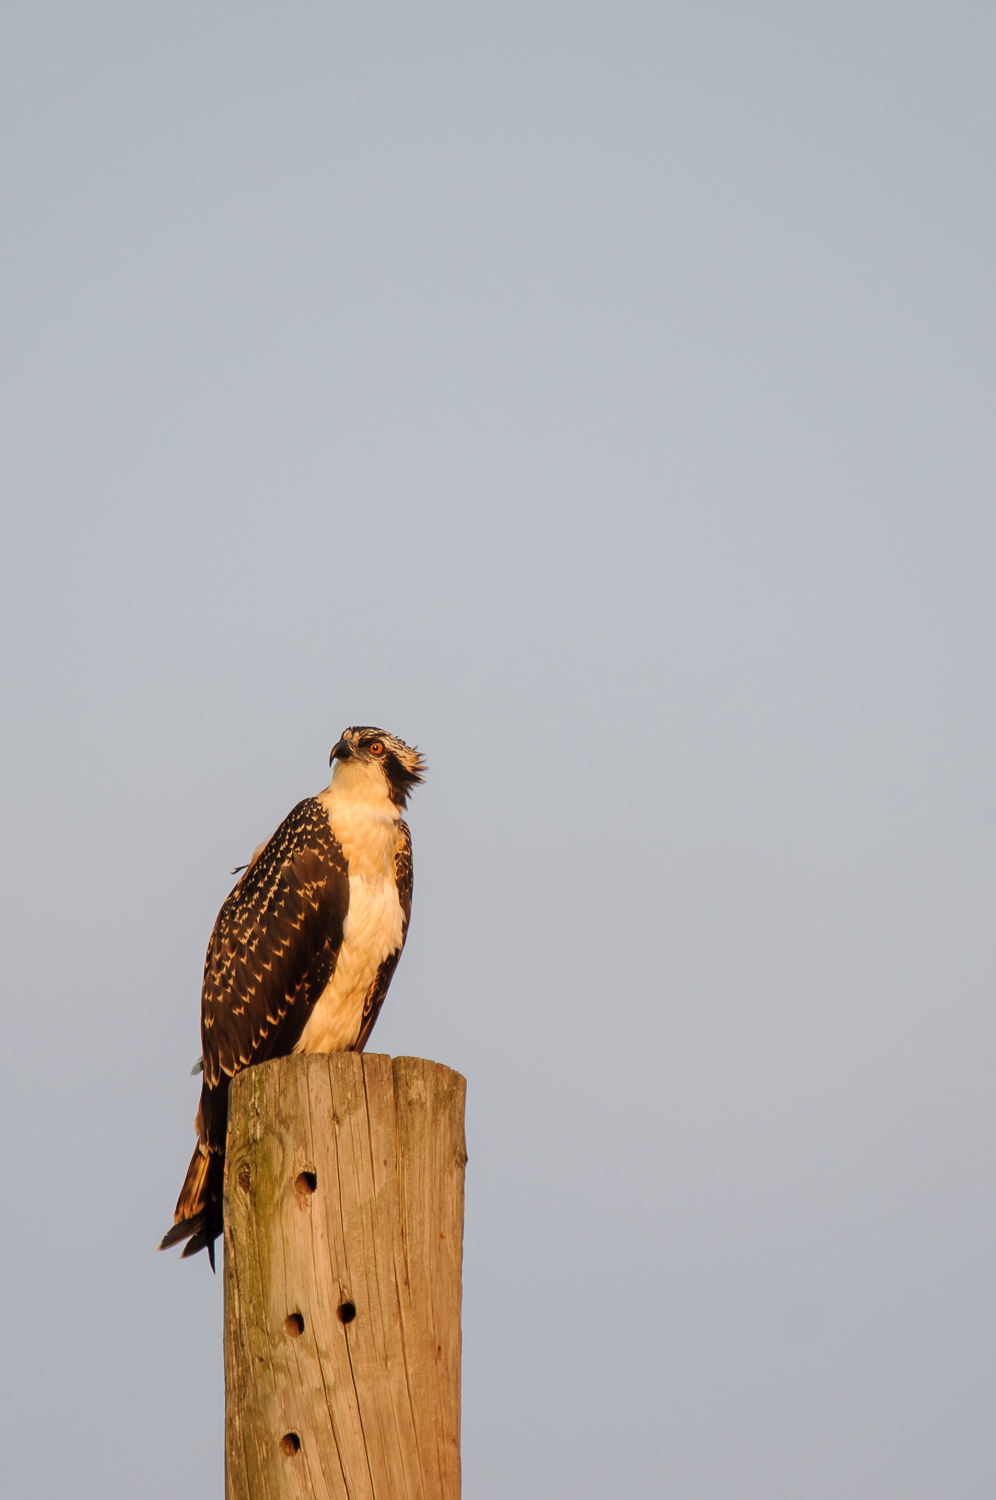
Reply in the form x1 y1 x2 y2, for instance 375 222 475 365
158 1138 223 1268
159 1213 206 1251
180 1226 217 1272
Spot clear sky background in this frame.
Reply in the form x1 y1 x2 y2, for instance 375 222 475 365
1 4 994 1497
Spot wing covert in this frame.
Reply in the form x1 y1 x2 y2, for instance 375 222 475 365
200 797 349 1085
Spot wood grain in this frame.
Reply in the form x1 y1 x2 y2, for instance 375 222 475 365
223 1053 467 1500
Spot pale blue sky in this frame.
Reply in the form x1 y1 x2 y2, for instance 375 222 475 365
1 4 994 1497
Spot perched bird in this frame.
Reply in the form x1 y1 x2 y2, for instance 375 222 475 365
159 726 425 1268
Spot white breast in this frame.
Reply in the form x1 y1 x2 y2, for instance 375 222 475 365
294 760 404 1054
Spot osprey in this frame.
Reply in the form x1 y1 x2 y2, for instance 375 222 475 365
159 726 425 1268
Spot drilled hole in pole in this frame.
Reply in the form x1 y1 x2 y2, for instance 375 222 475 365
337 1300 357 1325
280 1433 301 1457
295 1170 317 1196
284 1313 305 1337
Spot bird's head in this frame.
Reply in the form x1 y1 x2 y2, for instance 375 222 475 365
329 726 426 809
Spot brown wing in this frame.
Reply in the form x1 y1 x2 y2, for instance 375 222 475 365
201 796 349 1086
161 796 349 1263
354 818 413 1052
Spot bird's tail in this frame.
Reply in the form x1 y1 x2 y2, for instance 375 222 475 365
159 1085 227 1270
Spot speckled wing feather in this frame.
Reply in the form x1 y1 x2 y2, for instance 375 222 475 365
354 819 413 1053
160 798 349 1263
201 797 349 1085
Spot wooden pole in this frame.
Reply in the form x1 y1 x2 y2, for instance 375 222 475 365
223 1053 467 1500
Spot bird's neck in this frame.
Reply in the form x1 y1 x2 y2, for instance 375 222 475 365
317 761 399 876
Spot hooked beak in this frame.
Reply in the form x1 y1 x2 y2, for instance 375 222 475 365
329 738 353 765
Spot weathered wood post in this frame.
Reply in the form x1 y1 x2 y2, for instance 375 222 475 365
223 1053 467 1500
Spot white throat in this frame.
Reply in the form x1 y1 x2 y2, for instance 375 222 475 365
316 758 399 877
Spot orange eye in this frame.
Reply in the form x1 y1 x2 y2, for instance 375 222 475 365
369 741 385 756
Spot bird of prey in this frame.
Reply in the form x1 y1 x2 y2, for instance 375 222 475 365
159 726 425 1268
